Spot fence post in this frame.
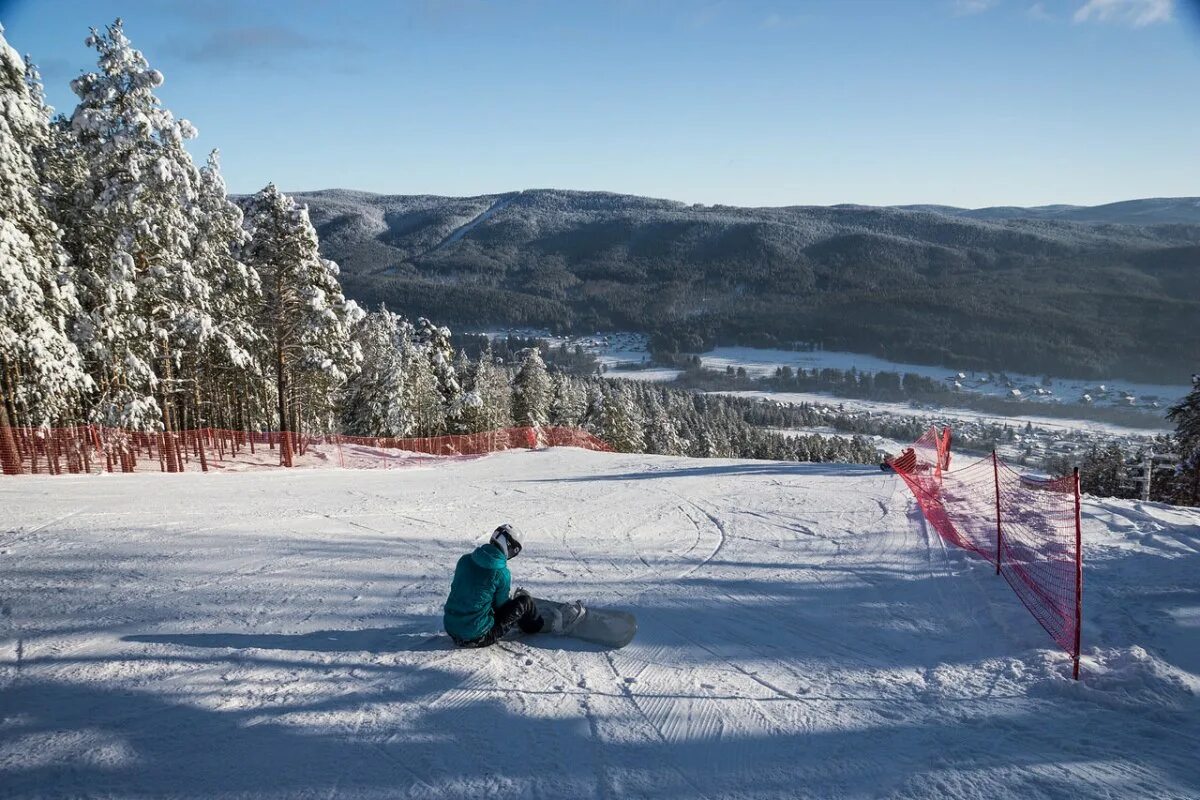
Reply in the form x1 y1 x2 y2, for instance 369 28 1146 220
1073 466 1083 680
993 450 1002 575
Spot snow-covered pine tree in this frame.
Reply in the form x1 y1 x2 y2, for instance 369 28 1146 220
189 149 263 432
342 306 413 437
64 20 216 463
644 392 684 455
241 183 361 462
600 384 644 453
0 27 91 443
453 349 473 395
1079 443 1132 499
415 317 463 431
548 372 587 427
512 347 551 428
1167 374 1200 505
581 383 606 434
406 348 445 437
461 344 512 433
23 58 85 229
692 421 723 458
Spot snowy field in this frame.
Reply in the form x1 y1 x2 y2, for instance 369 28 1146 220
2 448 1198 799
695 346 1189 411
718 390 1172 438
480 329 1190 412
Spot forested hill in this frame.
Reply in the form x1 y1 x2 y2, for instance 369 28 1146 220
292 189 1200 382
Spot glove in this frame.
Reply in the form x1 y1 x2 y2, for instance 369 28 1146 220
513 587 531 600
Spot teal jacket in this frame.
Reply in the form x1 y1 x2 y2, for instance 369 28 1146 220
443 543 511 642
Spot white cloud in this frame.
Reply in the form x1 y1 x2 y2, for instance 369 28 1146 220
1027 2 1054 21
1073 0 1175 27
761 12 805 30
953 0 1000 15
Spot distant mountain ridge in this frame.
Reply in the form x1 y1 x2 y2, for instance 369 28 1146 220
893 197 1200 226
287 188 1200 383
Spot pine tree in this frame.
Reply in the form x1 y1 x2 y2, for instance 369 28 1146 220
64 20 215 446
415 317 463 432
242 183 361 461
407 352 445 437
189 149 262 430
1079 443 1132 499
548 372 587 427
644 393 684 455
1167 374 1200 505
693 423 722 458
512 347 551 428
600 384 644 453
0 26 90 437
582 384 606 434
464 345 513 433
342 307 413 437
23 59 85 228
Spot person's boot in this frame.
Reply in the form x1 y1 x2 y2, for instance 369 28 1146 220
514 593 545 634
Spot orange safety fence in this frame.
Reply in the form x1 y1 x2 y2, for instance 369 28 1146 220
887 426 1083 679
0 425 611 476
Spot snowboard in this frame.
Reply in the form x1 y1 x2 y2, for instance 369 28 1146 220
532 597 638 648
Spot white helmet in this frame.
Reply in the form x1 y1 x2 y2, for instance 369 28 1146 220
490 524 523 559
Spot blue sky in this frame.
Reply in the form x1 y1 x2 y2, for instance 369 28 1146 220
2 0 1198 207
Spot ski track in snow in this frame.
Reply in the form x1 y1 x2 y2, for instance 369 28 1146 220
1 449 1198 799
422 192 519 258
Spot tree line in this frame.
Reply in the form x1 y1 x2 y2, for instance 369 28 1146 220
6 19 1191 493
1 20 368 468
1047 376 1200 507
0 20 880 470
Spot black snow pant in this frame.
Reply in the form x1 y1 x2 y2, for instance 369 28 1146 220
454 595 544 648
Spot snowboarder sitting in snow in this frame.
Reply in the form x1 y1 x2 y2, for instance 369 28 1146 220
443 524 547 647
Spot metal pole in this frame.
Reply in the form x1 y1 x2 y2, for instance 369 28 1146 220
1141 449 1153 502
1073 466 1083 680
993 450 1002 575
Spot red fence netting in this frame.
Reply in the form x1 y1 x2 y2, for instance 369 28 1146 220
887 427 1083 678
0 425 610 477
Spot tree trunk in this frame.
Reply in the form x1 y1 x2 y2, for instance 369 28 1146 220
158 341 181 473
194 382 209 472
0 391 23 476
276 340 291 467
5 360 27 430
294 395 304 456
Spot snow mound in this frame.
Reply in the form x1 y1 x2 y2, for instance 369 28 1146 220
1096 646 1199 704
1027 642 1200 714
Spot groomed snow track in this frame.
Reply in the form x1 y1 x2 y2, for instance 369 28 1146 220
1 448 1197 799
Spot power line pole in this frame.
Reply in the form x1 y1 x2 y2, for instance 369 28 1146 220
1141 448 1153 502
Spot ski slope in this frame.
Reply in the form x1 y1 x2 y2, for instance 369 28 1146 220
2 448 1197 799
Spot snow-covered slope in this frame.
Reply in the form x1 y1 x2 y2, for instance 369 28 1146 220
2 449 1197 799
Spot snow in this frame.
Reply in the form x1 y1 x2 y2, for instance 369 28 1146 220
476 328 655 373
696 346 1190 411
606 366 682 382
476 329 1185 424
2 448 1197 798
719 390 1172 437
435 193 518 251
